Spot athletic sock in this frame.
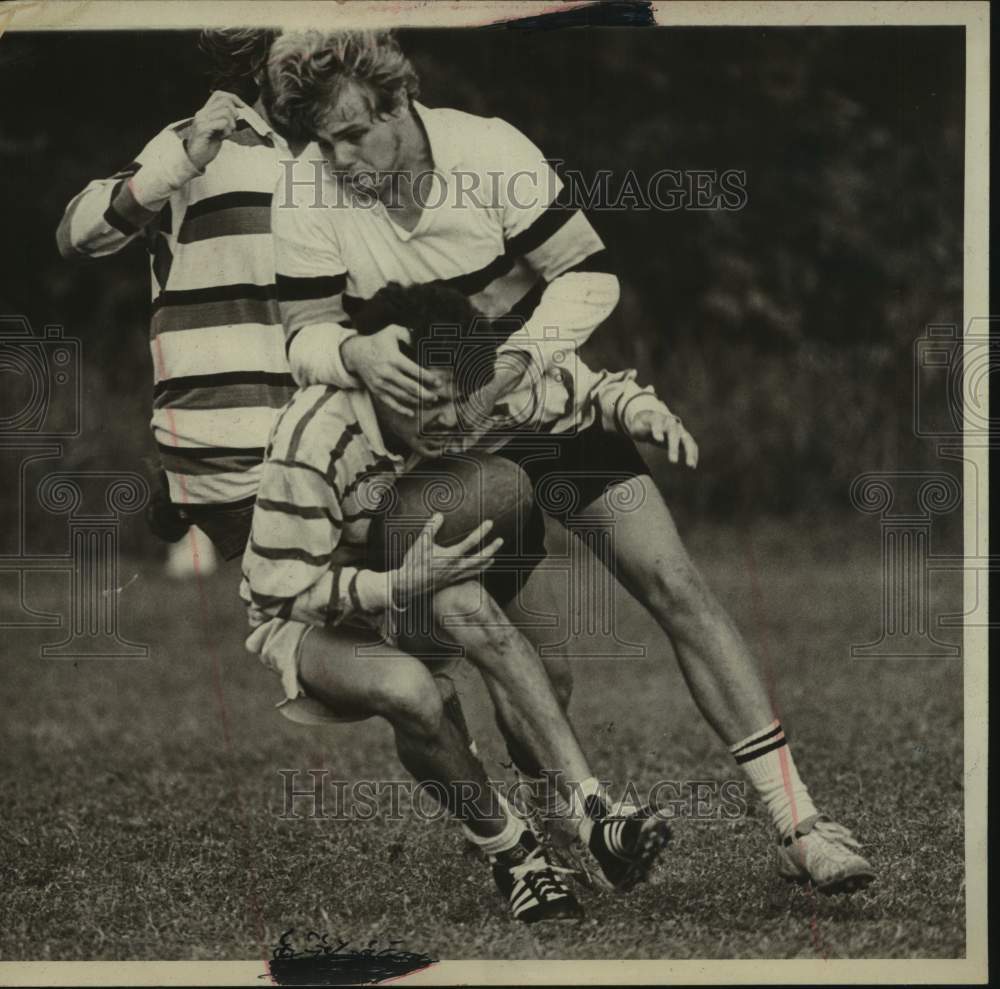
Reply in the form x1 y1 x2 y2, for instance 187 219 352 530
730 720 818 839
568 777 609 845
461 793 526 858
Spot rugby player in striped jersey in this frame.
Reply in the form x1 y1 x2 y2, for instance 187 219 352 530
55 29 297 560
264 29 874 895
241 281 677 921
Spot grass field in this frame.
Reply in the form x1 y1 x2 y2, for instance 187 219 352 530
0 516 965 962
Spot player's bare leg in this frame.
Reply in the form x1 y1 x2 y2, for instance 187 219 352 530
297 624 583 921
419 580 592 788
575 474 874 893
494 580 578 836
418 580 672 891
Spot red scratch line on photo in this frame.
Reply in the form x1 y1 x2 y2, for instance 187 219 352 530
742 533 828 961
151 335 269 962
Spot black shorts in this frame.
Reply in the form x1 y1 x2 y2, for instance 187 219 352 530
471 423 648 611
495 422 650 520
177 497 256 562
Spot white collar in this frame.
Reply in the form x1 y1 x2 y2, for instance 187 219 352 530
240 103 284 145
411 101 462 174
347 391 406 465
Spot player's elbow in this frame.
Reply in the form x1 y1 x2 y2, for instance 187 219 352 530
55 218 78 260
593 271 621 314
55 213 90 260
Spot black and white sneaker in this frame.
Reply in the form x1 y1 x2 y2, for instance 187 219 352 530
578 796 671 892
490 831 584 923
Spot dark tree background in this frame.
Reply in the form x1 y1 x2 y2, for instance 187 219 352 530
0 26 964 550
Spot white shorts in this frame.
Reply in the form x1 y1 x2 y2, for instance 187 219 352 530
245 617 367 726
246 612 462 726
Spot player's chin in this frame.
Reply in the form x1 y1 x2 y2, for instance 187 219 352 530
415 438 448 458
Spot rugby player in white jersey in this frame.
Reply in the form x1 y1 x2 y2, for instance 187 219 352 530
264 29 874 894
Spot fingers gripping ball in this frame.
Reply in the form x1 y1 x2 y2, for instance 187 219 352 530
367 452 543 611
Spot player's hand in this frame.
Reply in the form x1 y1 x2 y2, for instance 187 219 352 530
341 326 443 417
184 91 248 170
630 408 699 467
390 514 503 603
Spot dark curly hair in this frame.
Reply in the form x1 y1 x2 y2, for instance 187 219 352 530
353 282 499 396
199 28 281 103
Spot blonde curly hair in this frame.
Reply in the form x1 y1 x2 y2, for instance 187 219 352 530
266 30 420 141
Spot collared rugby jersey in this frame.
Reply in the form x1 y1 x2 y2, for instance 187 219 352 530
57 106 295 506
240 385 403 629
272 101 618 390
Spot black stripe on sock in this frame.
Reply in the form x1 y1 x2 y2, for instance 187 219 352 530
732 723 784 755
733 736 788 765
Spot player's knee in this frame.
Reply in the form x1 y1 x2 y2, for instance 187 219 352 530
643 556 710 616
434 580 493 618
433 673 458 707
373 666 443 739
434 580 510 635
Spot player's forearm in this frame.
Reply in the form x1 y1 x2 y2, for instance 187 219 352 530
286 322 364 388
56 178 145 259
499 270 620 371
526 362 670 436
592 371 671 435
56 133 200 259
268 566 391 627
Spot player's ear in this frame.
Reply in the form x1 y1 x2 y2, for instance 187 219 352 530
383 95 410 121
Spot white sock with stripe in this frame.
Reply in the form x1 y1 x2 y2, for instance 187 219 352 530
730 720 818 839
461 793 526 858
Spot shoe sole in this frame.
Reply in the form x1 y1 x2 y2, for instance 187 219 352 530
520 904 586 924
610 817 672 893
553 817 673 893
783 871 876 895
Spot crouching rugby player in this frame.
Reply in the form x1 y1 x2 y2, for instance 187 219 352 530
240 290 673 922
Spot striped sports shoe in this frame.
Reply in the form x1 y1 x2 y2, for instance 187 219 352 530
576 796 672 892
777 814 875 894
490 830 583 923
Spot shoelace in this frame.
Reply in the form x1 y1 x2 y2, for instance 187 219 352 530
811 819 864 851
509 845 577 896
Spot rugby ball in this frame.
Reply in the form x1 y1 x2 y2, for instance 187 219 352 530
367 452 534 572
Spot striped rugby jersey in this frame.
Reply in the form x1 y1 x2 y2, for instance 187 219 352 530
57 106 295 506
273 102 618 391
240 361 670 630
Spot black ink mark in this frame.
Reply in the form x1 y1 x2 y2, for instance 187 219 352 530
492 0 655 31
266 930 436 986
